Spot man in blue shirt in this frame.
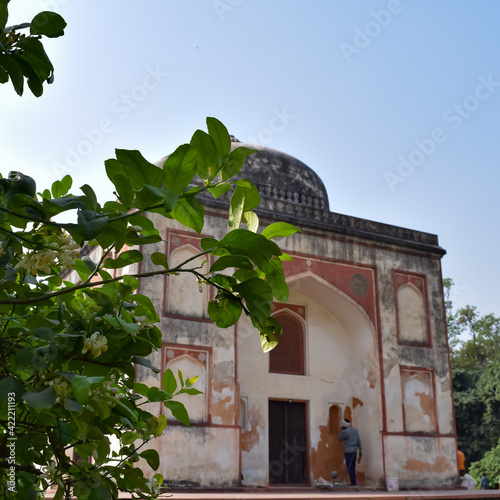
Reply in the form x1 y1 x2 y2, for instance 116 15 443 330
338 418 362 486
480 473 490 489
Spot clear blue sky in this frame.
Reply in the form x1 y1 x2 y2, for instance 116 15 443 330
2 1 499 318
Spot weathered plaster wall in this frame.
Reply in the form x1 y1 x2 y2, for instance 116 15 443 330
238 274 383 486
155 426 240 487
137 214 241 487
266 226 456 487
137 207 455 488
384 435 457 486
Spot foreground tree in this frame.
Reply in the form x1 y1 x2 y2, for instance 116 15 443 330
0 116 298 499
0 2 66 96
1 5 298 497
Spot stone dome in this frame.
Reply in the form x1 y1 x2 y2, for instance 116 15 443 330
232 138 330 211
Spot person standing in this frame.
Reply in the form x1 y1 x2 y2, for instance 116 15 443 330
480 473 490 489
338 418 362 486
457 449 466 477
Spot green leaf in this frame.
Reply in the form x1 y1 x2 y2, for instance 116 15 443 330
80 184 99 211
71 375 104 404
111 173 134 208
155 415 168 436
77 210 109 241
180 388 204 395
190 129 218 180
0 54 24 95
221 146 257 180
121 432 140 445
23 386 57 409
262 222 302 239
0 376 25 400
82 256 97 273
0 0 8 31
116 315 140 334
51 175 72 198
32 327 55 341
208 182 232 199
151 252 168 269
147 387 169 402
133 382 150 397
127 214 159 237
12 53 43 96
88 480 112 500
0 66 9 84
114 149 163 189
163 144 198 194
162 369 177 394
52 486 65 500
30 11 67 38
233 278 273 323
233 268 259 282
135 184 168 210
262 258 289 303
103 249 143 269
64 398 83 412
200 237 218 252
232 179 260 210
209 255 253 273
229 181 260 230
164 400 190 426
16 36 53 71
132 355 160 373
42 195 86 218
242 210 259 232
133 294 160 322
258 316 283 352
172 195 204 234
139 449 160 470
207 117 231 157
208 294 243 328
217 229 282 269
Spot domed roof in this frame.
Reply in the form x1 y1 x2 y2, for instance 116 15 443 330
232 138 330 211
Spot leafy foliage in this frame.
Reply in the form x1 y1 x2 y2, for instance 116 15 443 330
1 6 298 497
0 116 298 498
469 439 500 488
445 279 500 467
0 2 66 96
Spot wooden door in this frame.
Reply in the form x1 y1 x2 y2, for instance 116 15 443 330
269 400 307 484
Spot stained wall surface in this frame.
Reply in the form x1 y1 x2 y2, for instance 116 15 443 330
134 144 456 489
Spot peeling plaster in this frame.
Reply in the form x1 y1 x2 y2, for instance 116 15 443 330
404 455 453 474
416 391 436 421
353 397 364 410
241 406 263 453
367 370 377 389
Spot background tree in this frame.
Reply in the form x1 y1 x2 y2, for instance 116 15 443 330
445 279 500 477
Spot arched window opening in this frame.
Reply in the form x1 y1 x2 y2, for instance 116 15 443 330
269 313 305 375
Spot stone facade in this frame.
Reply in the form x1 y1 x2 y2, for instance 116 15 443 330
137 142 457 489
